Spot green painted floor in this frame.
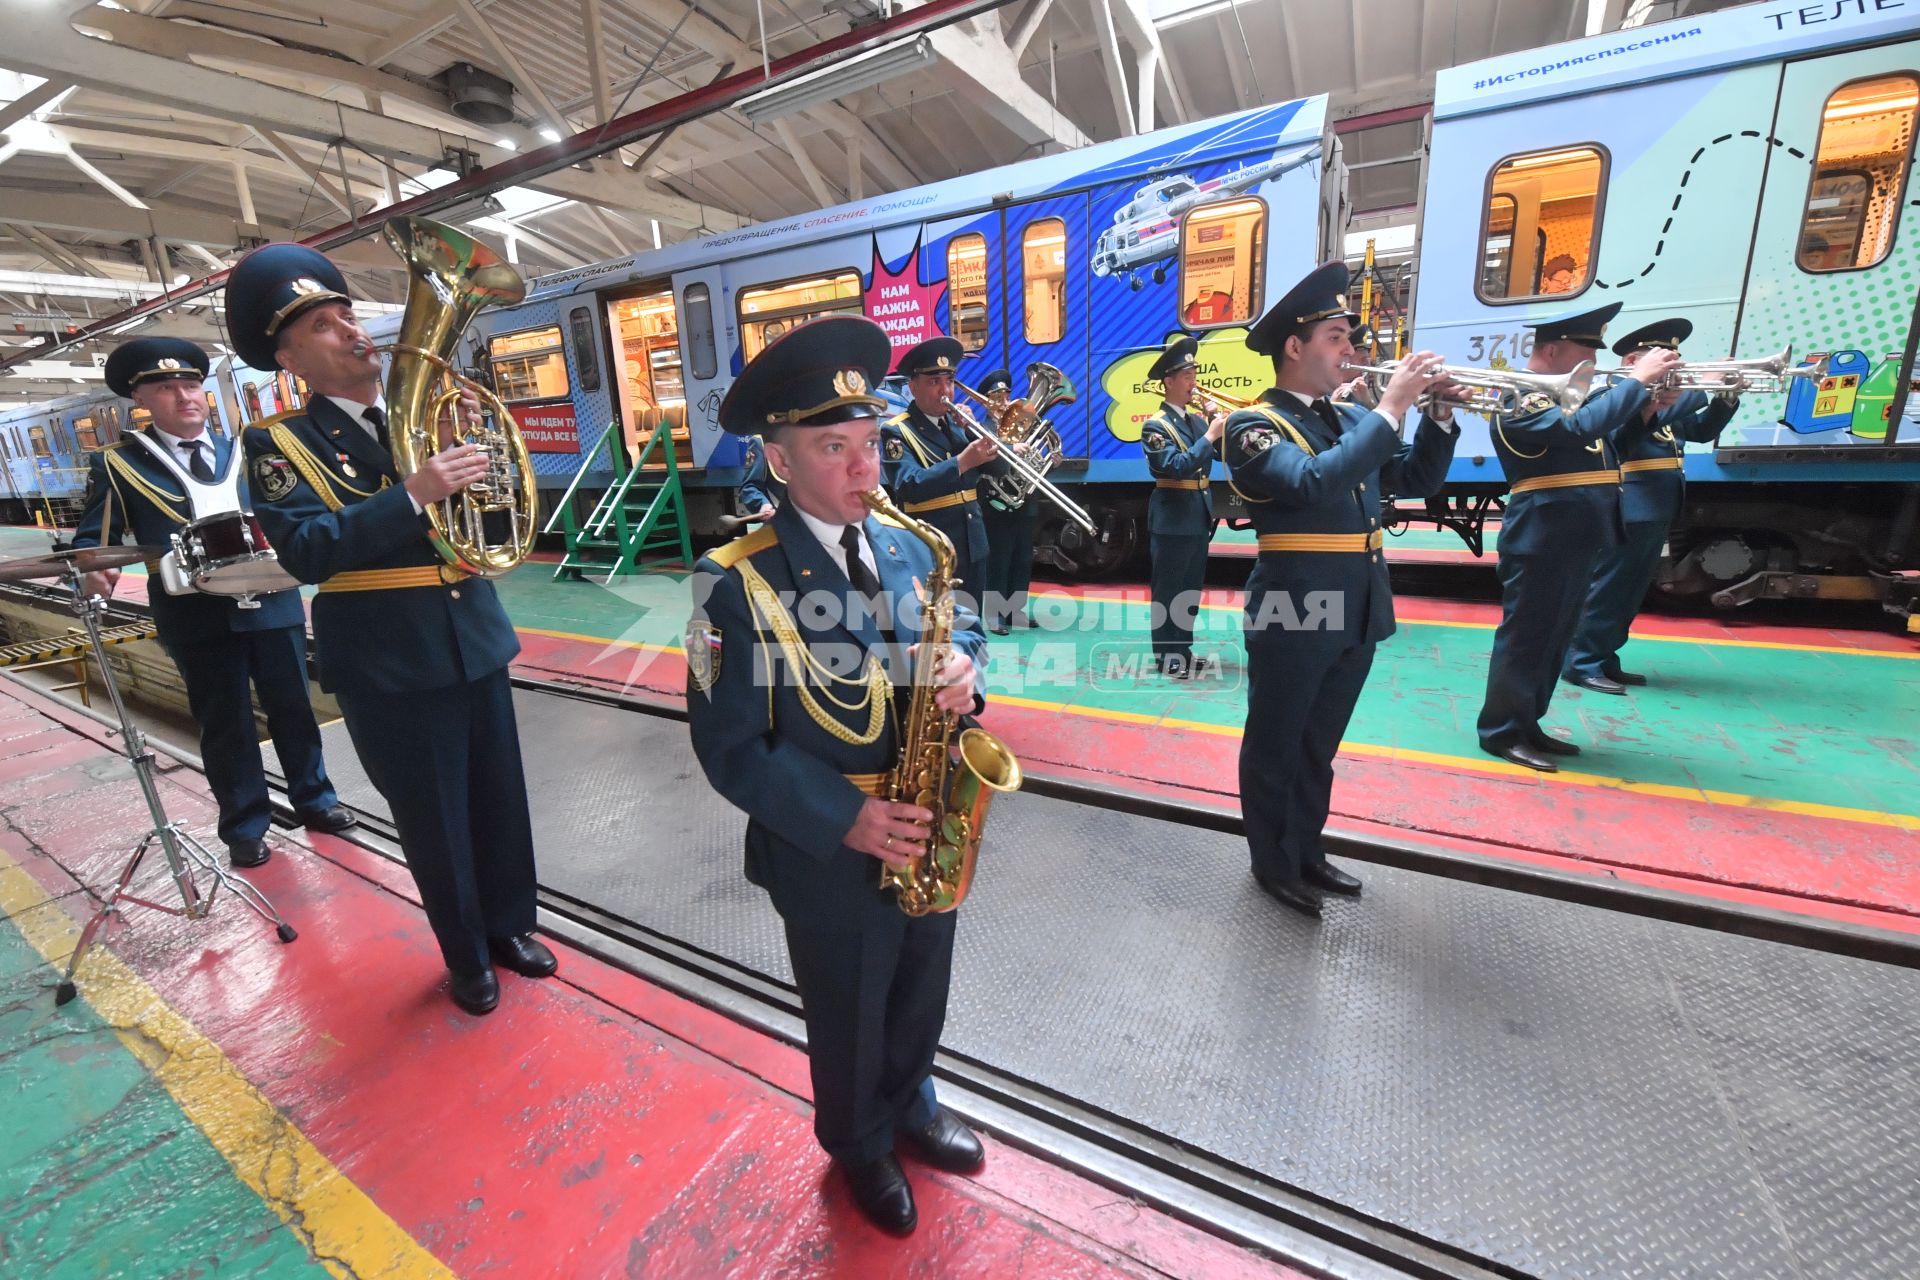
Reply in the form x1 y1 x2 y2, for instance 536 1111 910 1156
0 913 329 1279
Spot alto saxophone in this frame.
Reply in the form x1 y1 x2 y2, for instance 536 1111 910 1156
862 487 1022 915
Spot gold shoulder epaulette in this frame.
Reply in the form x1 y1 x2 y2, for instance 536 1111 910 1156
242 409 302 437
709 524 779 570
885 411 910 427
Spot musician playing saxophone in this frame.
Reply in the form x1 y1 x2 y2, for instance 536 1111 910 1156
227 244 551 1017
686 316 990 1237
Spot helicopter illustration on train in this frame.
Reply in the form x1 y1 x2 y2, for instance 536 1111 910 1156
1091 144 1322 290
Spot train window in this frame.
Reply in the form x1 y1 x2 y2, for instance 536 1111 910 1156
737 269 862 360
567 306 601 392
683 284 717 380
130 408 153 429
241 384 263 422
73 417 99 451
205 391 226 436
1476 145 1607 302
1797 74 1917 273
28 426 50 459
488 325 571 403
947 234 990 352
1022 219 1067 344
1178 197 1266 328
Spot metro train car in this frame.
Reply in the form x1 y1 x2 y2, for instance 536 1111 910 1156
9 2 1916 604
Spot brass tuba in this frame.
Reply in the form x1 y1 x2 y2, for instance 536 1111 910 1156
967 361 1076 512
863 486 1022 915
382 215 536 577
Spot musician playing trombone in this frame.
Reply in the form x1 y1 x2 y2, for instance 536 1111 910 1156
1226 262 1459 918
1474 302 1681 773
1564 318 1739 694
1140 335 1225 677
879 336 1008 600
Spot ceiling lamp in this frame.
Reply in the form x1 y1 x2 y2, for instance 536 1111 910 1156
737 35 935 125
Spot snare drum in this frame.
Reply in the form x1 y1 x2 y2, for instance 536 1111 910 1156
168 511 298 596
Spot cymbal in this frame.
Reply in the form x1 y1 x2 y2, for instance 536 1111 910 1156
0 544 163 583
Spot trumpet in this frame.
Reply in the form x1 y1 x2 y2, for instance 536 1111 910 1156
1597 345 1828 394
1341 359 1596 415
942 397 1098 534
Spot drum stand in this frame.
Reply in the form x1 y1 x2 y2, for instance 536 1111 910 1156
52 571 296 1006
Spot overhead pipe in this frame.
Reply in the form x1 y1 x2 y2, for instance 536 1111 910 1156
3 0 1012 371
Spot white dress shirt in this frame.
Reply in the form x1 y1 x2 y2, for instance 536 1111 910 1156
157 428 214 473
791 501 880 586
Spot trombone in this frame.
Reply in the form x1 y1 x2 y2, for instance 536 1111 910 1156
1341 359 1595 415
942 397 1098 534
1190 384 1257 417
1596 345 1827 394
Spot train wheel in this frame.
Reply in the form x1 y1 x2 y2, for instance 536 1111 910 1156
1040 509 1138 581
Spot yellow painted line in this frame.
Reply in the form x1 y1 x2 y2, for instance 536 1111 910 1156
991 693 1919 833
517 624 679 655
0 846 453 1280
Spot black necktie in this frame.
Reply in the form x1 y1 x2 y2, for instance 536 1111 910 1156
183 439 214 483
1310 399 1342 433
839 525 887 630
363 406 387 440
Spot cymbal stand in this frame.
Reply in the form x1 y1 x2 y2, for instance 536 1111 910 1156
52 571 295 1006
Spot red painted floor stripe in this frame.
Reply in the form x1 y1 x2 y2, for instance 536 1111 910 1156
2 682 1302 1279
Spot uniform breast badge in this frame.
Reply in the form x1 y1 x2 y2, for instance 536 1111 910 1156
884 435 905 462
253 454 298 501
685 619 722 695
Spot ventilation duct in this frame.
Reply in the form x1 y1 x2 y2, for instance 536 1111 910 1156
444 62 516 127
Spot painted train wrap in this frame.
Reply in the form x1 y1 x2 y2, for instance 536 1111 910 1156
11 0 1919 605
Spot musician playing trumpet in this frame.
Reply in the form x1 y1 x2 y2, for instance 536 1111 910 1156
1140 335 1225 678
1564 318 1738 694
1226 262 1459 918
686 317 990 1236
879 336 1008 600
1474 303 1682 772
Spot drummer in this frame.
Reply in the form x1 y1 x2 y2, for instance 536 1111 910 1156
71 337 355 868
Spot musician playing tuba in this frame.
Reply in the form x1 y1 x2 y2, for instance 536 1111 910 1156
230 240 554 1018
686 317 992 1238
975 368 1037 633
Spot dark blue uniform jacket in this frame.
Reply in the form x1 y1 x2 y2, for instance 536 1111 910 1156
71 430 304 638
240 396 520 695
686 502 988 924
1225 392 1455 649
1613 390 1735 527
1489 379 1651 557
1142 401 1215 536
880 405 1008 568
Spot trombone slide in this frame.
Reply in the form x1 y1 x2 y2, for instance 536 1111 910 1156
942 398 1098 534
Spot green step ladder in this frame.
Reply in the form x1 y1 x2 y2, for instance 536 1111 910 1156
544 418 695 582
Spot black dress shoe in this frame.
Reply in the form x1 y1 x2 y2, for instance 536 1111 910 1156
1611 669 1648 686
900 1107 985 1174
987 619 1011 635
488 933 558 978
1494 741 1559 773
1254 874 1322 918
1565 673 1628 695
299 805 357 834
227 839 270 868
1526 731 1582 757
450 967 499 1015
1302 861 1362 896
842 1154 916 1235
1016 613 1036 629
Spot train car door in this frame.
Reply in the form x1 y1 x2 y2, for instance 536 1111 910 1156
1735 39 1920 447
603 280 692 470
1002 194 1091 457
923 212 1003 405
673 266 729 468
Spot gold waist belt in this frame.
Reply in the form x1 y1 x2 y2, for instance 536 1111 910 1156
1156 478 1209 490
1620 458 1685 474
1256 530 1385 553
843 771 889 797
901 488 978 514
317 565 471 593
1509 470 1622 495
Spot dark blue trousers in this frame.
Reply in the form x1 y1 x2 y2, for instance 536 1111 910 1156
1566 522 1666 682
335 668 538 975
782 908 953 1165
1478 547 1603 751
1240 630 1376 884
981 500 1037 626
1150 533 1210 667
165 625 335 848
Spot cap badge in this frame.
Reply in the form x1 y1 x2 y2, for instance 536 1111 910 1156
157 358 183 371
833 368 869 396
935 355 951 370
291 277 327 297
